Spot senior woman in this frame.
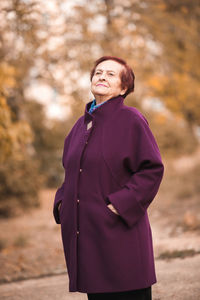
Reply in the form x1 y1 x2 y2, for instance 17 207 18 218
53 56 164 300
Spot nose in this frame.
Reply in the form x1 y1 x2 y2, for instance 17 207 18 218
99 72 106 80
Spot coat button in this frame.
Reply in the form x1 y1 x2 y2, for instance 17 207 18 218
87 121 92 130
80 168 82 172
77 231 80 235
77 199 80 203
85 141 88 144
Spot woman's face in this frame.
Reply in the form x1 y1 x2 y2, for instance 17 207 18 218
91 60 127 101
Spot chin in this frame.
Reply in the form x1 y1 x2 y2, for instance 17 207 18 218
92 90 107 97
93 92 109 97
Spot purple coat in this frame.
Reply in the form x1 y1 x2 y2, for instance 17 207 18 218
53 95 164 293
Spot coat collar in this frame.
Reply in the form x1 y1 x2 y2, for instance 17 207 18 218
84 95 125 123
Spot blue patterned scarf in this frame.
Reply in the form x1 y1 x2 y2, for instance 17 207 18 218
88 99 108 114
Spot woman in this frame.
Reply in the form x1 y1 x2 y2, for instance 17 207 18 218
53 56 164 300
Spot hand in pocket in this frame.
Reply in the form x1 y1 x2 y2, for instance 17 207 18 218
107 204 119 215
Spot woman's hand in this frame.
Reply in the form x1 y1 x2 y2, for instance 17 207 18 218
107 204 119 215
58 202 62 211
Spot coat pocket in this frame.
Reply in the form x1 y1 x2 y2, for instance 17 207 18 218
102 199 120 220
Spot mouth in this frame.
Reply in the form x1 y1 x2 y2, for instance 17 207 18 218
96 83 108 87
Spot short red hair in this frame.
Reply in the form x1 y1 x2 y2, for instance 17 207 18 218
90 56 135 98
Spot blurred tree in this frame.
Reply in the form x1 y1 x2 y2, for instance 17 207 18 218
0 0 44 217
146 110 198 158
143 0 200 128
24 100 73 187
0 95 41 218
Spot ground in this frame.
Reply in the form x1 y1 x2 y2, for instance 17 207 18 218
0 187 200 299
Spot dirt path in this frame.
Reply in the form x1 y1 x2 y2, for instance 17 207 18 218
0 254 200 300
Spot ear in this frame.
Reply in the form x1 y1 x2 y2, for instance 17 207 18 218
120 88 127 96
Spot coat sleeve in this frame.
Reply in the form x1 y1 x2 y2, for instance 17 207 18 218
53 131 72 224
107 115 164 228
53 178 65 224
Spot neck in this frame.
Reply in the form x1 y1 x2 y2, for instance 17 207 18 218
95 94 122 105
95 95 110 105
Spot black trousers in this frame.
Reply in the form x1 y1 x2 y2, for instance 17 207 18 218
87 286 152 300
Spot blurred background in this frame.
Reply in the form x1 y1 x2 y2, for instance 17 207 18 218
0 0 200 298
